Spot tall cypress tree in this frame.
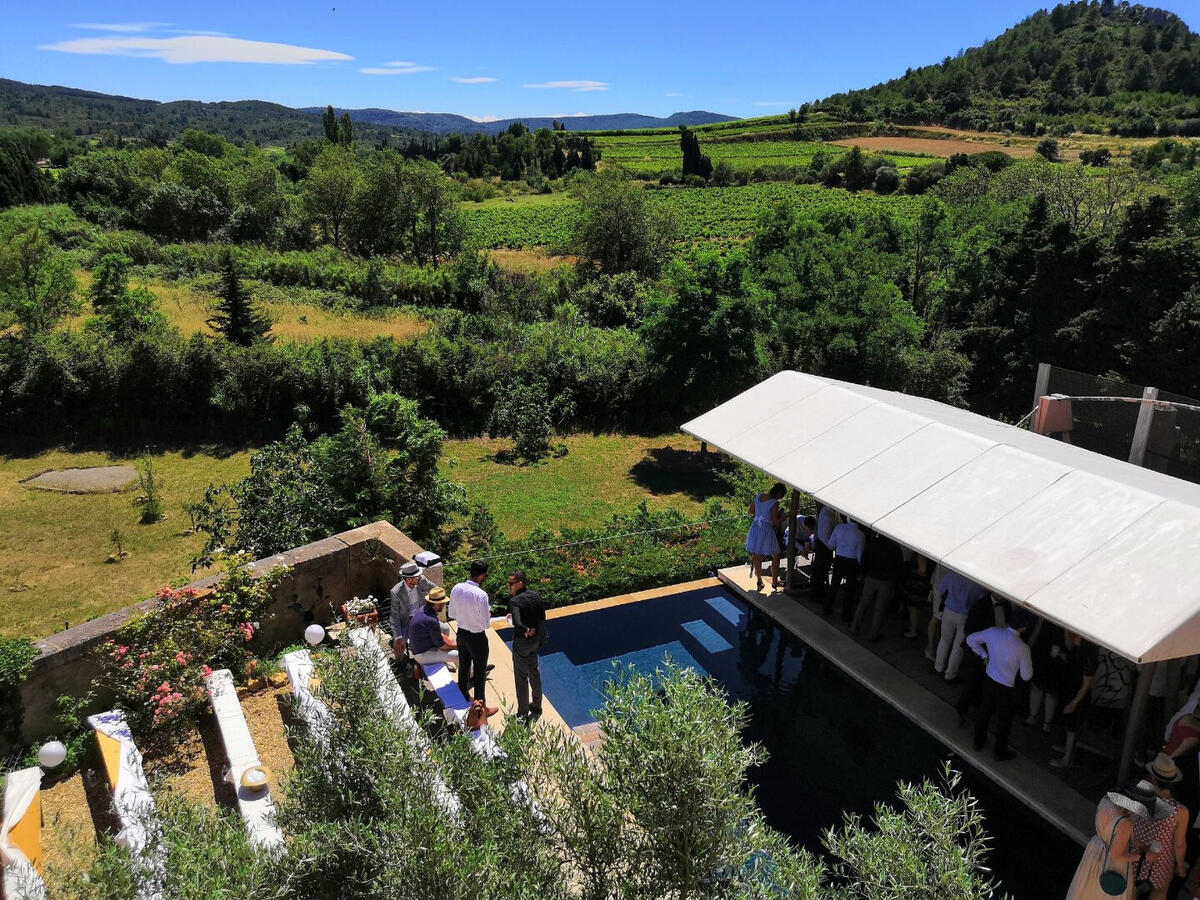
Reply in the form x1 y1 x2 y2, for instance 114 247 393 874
207 253 272 346
338 113 354 147
322 105 338 143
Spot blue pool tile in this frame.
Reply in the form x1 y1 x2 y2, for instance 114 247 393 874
682 619 733 654
577 641 706 697
538 652 606 727
706 595 745 627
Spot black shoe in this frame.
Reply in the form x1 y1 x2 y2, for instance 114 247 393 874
993 748 1017 762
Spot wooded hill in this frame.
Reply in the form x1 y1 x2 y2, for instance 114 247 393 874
0 79 419 146
820 1 1200 136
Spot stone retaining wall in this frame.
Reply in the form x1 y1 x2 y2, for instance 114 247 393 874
20 521 434 741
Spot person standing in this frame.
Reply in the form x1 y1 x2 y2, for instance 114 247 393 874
1135 759 1188 900
1065 784 1160 900
966 607 1033 761
824 515 864 622
1050 629 1098 769
934 570 989 683
852 531 903 640
745 483 786 592
450 560 493 704
389 560 437 656
508 570 548 722
810 503 838 602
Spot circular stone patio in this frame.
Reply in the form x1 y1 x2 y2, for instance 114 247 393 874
21 465 139 494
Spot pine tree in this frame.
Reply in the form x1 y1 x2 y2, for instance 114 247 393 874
207 253 272 346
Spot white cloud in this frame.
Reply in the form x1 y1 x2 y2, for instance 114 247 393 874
450 76 497 84
42 34 352 64
361 60 433 75
523 80 608 92
665 92 683 97
69 22 170 32
751 100 789 107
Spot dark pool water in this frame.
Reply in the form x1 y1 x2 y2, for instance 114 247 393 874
499 585 1080 897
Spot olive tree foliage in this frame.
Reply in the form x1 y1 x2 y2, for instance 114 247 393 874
0 224 78 336
571 168 678 278
58 653 1002 899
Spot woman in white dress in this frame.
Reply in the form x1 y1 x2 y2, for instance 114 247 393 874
745 482 786 592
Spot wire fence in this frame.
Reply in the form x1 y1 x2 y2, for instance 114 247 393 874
1040 364 1200 485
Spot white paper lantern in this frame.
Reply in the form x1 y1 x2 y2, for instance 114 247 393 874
303 624 325 647
38 740 67 769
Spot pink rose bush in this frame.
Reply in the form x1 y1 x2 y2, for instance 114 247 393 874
101 553 289 742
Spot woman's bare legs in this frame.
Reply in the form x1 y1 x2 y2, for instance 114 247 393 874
751 554 764 591
770 554 781 590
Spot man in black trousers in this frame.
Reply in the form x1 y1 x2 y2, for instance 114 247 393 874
507 570 548 722
449 560 494 705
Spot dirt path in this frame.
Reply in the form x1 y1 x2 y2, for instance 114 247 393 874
830 135 1035 158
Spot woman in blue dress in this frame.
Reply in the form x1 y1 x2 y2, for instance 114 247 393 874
746 482 787 592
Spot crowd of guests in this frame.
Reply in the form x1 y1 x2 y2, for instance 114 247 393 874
386 558 550 723
745 488 1200 897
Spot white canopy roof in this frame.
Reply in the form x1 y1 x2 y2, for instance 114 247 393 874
683 371 1200 663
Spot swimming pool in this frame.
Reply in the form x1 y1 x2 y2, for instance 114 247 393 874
498 583 1079 897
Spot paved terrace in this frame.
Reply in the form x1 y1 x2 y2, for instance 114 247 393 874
717 563 1097 845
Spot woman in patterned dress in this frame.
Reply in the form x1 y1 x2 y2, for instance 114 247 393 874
1135 759 1189 899
744 483 786 592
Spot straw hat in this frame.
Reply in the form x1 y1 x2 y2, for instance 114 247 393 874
239 764 272 791
1146 752 1184 784
427 587 448 605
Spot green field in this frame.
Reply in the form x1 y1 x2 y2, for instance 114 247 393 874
595 133 936 177
462 183 925 249
2 434 725 638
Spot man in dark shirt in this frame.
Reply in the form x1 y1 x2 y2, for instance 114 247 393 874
409 588 458 667
508 570 548 721
852 531 903 640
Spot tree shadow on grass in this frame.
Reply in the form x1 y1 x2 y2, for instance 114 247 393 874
628 447 733 502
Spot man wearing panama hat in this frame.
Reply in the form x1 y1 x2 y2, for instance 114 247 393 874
409 588 459 668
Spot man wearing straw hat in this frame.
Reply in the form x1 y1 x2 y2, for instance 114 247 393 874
409 588 459 668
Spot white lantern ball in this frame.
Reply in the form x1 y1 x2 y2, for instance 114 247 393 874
38 740 67 769
303 624 325 647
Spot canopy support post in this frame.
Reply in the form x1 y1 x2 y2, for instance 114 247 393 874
1118 661 1157 786
1033 362 1051 411
1128 386 1159 467
785 489 800 592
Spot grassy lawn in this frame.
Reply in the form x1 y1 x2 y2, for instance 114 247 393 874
69 274 428 343
440 433 729 538
1 434 729 638
0 448 251 639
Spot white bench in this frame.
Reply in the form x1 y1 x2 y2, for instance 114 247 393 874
88 711 165 900
204 670 285 853
346 629 462 820
281 650 334 754
1 767 46 900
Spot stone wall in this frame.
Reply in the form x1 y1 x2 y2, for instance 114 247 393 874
19 521 434 741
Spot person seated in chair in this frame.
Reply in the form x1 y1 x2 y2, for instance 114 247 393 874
409 588 458 668
389 560 439 657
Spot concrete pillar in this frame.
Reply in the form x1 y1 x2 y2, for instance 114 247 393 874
1128 386 1159 467
1119 661 1157 785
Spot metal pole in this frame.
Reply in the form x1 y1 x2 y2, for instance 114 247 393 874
1118 661 1157 786
1128 386 1159 467
1033 362 1052 413
785 489 800 591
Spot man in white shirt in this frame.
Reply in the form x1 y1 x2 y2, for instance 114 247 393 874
966 607 1033 762
450 560 493 703
824 515 864 622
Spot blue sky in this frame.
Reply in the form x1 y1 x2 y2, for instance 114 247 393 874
6 1 1200 121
